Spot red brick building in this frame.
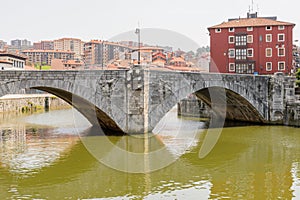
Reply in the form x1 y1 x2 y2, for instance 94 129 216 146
208 13 295 74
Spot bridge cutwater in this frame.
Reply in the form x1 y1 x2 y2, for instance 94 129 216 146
0 66 299 134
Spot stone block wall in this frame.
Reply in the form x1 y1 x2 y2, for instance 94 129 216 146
0 94 70 113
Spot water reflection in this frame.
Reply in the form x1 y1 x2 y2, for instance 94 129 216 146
0 120 79 177
0 109 299 199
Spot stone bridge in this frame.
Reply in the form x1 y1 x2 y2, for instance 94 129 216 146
0 67 297 134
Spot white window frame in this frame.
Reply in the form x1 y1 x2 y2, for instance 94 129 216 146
266 48 272 57
266 62 272 71
266 34 272 42
247 48 254 57
278 47 285 57
229 63 235 72
229 27 235 32
278 34 285 42
278 61 285 71
247 27 253 31
228 49 235 58
228 36 235 44
278 25 285 30
266 26 272 31
215 28 221 33
247 35 253 43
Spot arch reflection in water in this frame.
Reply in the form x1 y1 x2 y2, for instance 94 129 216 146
78 106 205 173
1 109 300 199
0 110 81 177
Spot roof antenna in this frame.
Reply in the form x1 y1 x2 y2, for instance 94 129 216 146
251 0 254 13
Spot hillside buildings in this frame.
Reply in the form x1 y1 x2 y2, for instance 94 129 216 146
208 12 295 74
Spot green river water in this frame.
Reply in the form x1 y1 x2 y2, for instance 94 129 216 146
0 109 300 199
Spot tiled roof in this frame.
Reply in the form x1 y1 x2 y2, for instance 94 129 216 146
170 56 185 62
64 60 83 65
208 17 295 29
0 53 27 60
0 60 12 64
22 50 75 54
166 65 202 72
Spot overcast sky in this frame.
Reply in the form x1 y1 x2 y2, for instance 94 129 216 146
1 0 299 51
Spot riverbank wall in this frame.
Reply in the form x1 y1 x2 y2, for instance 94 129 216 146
0 94 71 113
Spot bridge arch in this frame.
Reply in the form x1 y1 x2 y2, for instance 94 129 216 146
147 71 270 131
0 79 125 135
194 87 265 123
150 86 265 132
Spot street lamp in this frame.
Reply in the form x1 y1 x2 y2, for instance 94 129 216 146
135 28 141 65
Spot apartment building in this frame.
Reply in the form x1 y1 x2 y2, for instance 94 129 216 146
0 40 7 50
9 39 32 53
22 50 74 66
33 41 54 50
83 40 132 67
54 38 85 61
208 12 295 74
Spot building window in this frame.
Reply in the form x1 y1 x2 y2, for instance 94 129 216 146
247 35 253 43
266 34 272 42
247 27 253 31
278 62 285 71
266 62 272 71
278 34 285 42
235 35 247 46
278 48 285 57
229 36 235 44
247 48 254 57
266 26 272 31
278 25 285 30
215 28 221 33
229 63 235 72
228 49 235 58
236 49 247 60
266 48 272 57
236 63 254 74
229 27 235 32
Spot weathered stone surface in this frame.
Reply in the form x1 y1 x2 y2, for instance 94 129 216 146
0 69 298 134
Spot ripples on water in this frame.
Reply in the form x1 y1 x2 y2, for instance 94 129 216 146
0 108 300 199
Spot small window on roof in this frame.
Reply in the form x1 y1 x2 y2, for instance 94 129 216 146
247 27 253 31
215 28 221 33
266 26 272 30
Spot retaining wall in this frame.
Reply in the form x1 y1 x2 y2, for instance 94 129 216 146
0 94 70 113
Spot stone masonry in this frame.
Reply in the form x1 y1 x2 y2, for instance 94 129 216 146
0 68 298 134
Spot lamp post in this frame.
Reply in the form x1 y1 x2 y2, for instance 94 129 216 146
135 28 141 65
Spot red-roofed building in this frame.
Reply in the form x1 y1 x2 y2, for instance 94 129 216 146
0 53 26 70
208 12 295 74
51 59 83 70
